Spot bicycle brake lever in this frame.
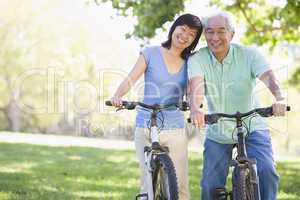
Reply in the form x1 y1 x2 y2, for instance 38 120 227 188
205 114 220 124
116 107 125 112
126 104 136 110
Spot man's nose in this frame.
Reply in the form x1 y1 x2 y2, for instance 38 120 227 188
212 32 219 40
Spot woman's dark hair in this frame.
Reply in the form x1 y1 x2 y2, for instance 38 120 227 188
162 13 203 59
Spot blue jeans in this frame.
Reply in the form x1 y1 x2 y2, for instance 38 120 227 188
201 130 279 200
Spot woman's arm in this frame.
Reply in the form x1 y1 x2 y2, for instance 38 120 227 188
188 76 205 127
111 54 147 106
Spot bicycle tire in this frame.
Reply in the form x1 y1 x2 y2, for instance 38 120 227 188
152 154 179 200
236 167 256 200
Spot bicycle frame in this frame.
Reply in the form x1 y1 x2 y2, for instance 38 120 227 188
136 105 176 200
150 107 177 198
143 110 160 200
231 113 261 200
189 106 290 200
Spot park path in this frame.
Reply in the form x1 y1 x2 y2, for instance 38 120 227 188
0 132 135 150
0 132 298 160
0 132 202 151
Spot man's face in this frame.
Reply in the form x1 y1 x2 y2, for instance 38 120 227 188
204 16 234 56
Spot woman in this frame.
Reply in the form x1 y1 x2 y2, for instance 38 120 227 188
110 14 202 200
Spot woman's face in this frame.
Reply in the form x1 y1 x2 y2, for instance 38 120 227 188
171 25 198 50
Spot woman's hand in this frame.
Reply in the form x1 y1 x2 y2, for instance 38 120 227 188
110 96 123 107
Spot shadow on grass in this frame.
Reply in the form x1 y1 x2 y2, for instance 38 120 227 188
0 143 139 200
0 143 299 200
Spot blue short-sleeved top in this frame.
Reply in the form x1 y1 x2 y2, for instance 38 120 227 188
135 46 187 130
188 43 270 144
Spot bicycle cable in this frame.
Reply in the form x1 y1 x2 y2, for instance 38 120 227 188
143 109 165 132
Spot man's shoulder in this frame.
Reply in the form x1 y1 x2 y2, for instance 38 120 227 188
193 46 210 56
231 43 259 56
189 46 210 62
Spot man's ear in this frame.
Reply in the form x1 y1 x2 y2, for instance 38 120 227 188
230 31 235 40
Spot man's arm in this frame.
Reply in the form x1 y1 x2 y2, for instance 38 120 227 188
259 69 287 116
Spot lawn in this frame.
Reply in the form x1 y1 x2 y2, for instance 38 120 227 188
0 142 299 200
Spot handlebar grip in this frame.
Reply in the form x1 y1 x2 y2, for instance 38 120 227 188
105 101 113 106
187 115 218 125
105 100 136 110
105 100 129 106
265 105 291 116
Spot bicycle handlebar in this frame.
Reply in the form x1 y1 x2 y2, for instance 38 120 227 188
105 100 190 111
187 106 291 125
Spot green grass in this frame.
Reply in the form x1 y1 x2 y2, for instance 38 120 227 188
0 143 299 200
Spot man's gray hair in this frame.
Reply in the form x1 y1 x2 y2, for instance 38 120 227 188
202 11 236 33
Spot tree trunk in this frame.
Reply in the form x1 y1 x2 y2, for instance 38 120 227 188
6 99 21 132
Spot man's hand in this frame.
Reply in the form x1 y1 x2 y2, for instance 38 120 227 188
190 110 205 128
272 101 287 117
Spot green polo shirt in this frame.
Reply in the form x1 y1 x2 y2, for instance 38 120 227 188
188 43 270 144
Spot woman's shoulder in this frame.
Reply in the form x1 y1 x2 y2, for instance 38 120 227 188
140 45 161 65
141 45 160 52
140 45 161 60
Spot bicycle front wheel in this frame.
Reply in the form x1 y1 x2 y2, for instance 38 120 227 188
235 167 256 200
152 154 178 200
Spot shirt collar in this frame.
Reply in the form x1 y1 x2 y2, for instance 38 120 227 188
209 44 233 66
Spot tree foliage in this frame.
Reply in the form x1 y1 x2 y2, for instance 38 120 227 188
94 0 299 47
96 0 185 39
211 0 300 48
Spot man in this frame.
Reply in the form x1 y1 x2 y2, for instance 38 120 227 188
188 11 287 200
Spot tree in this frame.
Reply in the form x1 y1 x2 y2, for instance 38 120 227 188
0 0 97 133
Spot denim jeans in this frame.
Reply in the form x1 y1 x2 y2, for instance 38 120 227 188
201 130 279 200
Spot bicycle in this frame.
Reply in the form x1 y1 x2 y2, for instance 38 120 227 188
188 105 290 200
106 100 189 200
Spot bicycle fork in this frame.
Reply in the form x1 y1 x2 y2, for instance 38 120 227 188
136 125 160 200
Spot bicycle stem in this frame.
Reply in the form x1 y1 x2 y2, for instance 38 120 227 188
150 110 160 147
236 112 247 159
